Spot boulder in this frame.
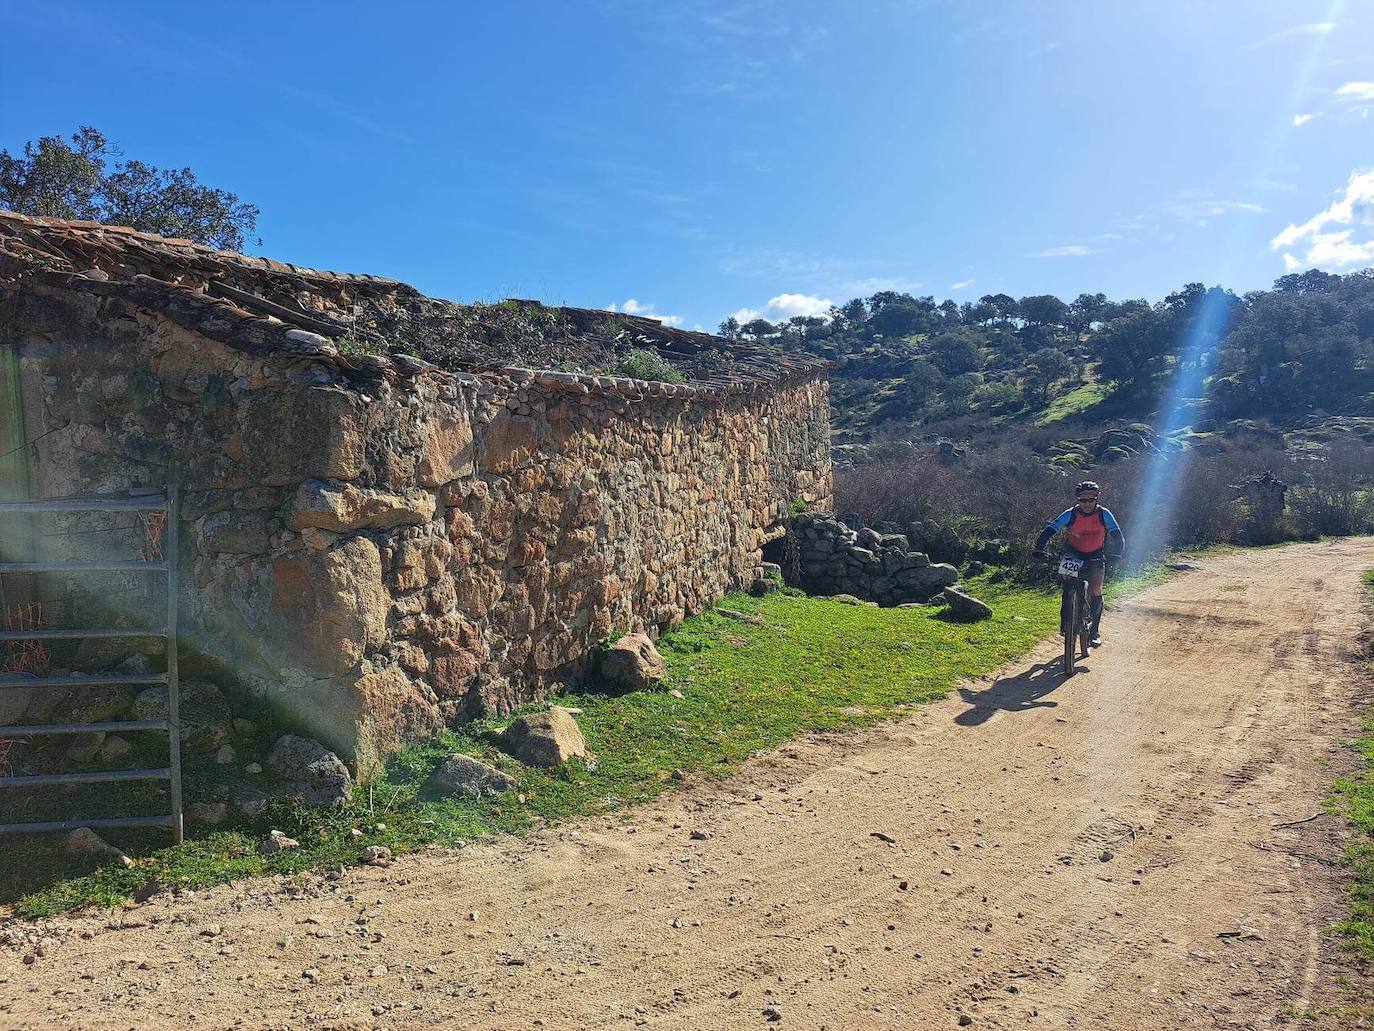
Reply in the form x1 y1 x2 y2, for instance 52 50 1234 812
421 754 519 799
599 632 667 692
902 562 959 598
64 827 133 868
502 708 587 767
941 586 994 622
748 577 781 597
267 734 353 808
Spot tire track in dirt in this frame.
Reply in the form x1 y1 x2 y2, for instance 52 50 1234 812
2 538 1371 1030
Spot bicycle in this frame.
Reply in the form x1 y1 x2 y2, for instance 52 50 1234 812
1052 553 1095 677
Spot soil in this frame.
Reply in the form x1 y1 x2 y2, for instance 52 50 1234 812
3 539 1373 1030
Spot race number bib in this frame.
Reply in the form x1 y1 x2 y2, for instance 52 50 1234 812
1058 556 1084 577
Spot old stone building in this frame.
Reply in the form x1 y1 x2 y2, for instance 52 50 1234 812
0 211 831 775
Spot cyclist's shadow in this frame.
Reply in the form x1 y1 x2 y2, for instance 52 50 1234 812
954 660 1067 727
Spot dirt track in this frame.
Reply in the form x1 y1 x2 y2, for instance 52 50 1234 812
3 539 1372 1030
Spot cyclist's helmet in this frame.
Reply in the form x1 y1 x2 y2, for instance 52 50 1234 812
1075 480 1100 497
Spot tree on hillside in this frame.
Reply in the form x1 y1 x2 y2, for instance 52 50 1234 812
1018 293 1069 329
1095 307 1173 394
1067 292 1109 334
926 329 982 376
717 316 741 339
0 127 259 250
1274 268 1343 295
979 293 1020 326
740 318 775 341
868 299 928 338
1022 347 1073 404
903 359 945 409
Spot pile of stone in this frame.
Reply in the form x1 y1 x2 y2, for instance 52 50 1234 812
788 512 958 605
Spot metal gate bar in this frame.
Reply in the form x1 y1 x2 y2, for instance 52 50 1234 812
0 486 183 842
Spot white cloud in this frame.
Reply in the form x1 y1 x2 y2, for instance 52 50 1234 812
950 278 976 290
724 293 835 327
1293 112 1315 127
766 292 834 319
1167 198 1265 226
1336 81 1374 102
836 276 924 295
606 298 684 327
1251 21 1335 47
1270 167 1374 270
1031 244 1097 258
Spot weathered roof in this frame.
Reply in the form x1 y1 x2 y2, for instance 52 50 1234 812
0 210 828 396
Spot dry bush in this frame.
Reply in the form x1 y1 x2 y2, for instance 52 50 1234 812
1287 440 1374 538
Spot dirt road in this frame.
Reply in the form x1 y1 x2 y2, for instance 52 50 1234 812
3 539 1372 1030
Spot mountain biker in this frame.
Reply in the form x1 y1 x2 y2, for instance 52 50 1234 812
1033 481 1125 647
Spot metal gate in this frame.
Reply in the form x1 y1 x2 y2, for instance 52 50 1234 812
0 487 183 843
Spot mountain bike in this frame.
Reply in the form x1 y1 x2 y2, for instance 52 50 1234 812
1053 553 1095 677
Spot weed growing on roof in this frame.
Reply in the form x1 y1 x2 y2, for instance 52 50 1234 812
616 348 686 383
333 332 391 357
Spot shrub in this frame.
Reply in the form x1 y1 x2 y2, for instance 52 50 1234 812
617 348 686 383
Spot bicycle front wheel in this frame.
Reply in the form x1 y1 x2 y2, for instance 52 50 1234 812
1062 585 1079 677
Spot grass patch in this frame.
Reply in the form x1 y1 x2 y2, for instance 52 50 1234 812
1035 380 1112 425
11 583 1062 918
1330 571 1374 958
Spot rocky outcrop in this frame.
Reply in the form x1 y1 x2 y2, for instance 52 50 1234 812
787 512 958 605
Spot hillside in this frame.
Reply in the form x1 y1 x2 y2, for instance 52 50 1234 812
722 269 1374 564
723 268 1374 451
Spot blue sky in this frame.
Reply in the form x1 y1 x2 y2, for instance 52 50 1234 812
3 1 1372 331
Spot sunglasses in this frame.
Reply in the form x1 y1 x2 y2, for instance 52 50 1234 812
1076 496 1099 503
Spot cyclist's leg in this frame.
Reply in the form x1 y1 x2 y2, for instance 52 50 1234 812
1087 560 1105 640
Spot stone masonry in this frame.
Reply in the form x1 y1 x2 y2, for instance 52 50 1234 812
785 511 957 605
0 212 832 776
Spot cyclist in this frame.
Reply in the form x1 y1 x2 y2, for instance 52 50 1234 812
1033 481 1125 647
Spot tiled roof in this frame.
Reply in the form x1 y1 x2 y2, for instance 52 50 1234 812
0 210 828 394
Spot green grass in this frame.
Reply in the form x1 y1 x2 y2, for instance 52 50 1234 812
10 581 1064 918
1331 571 1374 957
1035 380 1112 425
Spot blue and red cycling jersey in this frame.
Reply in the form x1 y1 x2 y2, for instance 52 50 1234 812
1034 506 1124 560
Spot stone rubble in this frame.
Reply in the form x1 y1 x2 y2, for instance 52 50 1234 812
786 512 958 605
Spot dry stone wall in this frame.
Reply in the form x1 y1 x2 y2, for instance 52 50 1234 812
785 511 957 605
2 283 830 775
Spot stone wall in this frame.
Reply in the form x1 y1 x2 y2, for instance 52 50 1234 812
782 511 957 605
1 282 831 775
